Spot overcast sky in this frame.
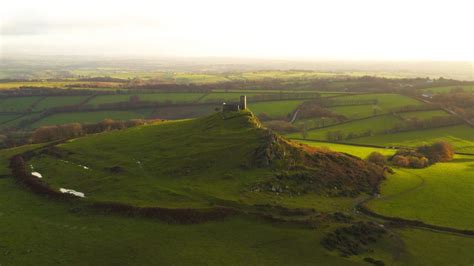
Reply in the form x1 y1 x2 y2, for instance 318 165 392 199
1 0 473 60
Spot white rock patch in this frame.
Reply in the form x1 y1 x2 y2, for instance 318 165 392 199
31 172 42 178
60 188 85 198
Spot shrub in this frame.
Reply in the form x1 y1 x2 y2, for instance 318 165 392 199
392 155 409 167
366 152 386 166
417 141 454 163
408 156 429 168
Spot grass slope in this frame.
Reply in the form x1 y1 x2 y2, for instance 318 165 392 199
28 111 384 208
367 154 474 230
0 146 357 266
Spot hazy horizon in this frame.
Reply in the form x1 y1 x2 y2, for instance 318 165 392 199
1 0 473 61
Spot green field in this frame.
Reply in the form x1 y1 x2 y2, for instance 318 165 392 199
331 94 424 111
368 154 474 230
33 96 88 111
328 104 378 120
250 100 304 118
398 228 474 265
399 110 450 120
351 125 474 154
296 140 396 158
88 93 205 106
287 114 402 140
30 110 153 128
0 96 42 112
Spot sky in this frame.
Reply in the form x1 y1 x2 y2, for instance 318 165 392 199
1 0 473 61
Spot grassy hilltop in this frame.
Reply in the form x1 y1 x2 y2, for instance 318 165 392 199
27 110 384 209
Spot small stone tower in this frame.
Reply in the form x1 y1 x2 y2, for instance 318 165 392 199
239 95 247 110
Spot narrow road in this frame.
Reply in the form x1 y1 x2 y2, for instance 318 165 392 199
290 109 299 123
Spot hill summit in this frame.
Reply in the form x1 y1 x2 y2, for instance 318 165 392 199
24 110 385 208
